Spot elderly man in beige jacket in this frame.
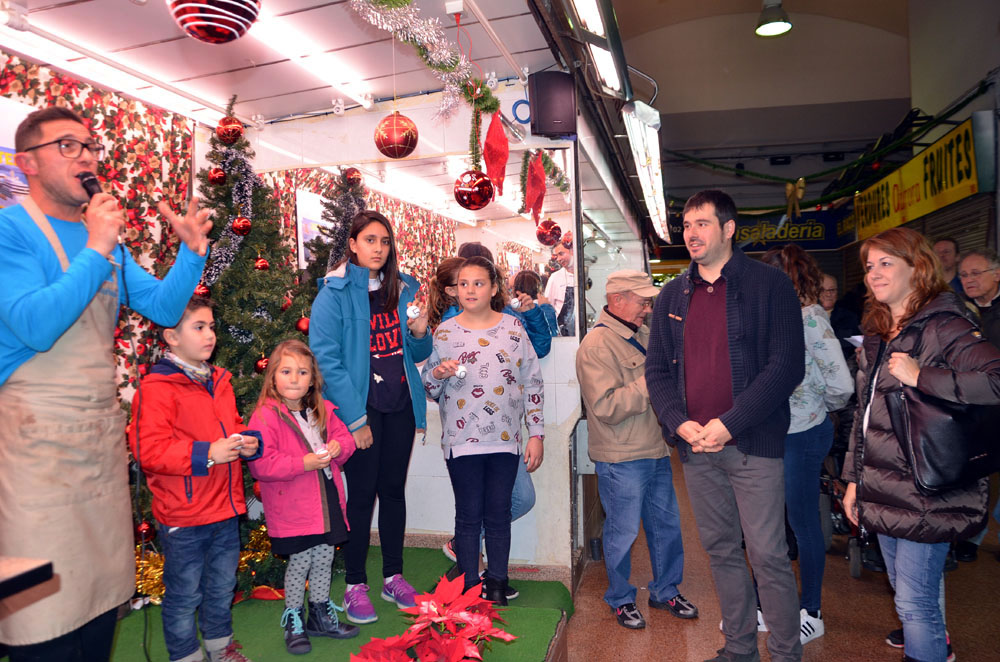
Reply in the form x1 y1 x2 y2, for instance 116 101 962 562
576 270 697 631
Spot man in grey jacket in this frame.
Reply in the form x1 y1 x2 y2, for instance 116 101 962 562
576 270 697 631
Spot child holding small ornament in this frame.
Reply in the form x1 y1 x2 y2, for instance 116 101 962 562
309 210 431 625
248 339 359 654
421 256 545 605
129 296 263 662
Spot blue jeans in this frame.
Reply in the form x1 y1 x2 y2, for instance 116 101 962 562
479 456 535 553
784 416 833 612
879 534 950 662
160 517 240 661
595 456 685 608
447 452 520 590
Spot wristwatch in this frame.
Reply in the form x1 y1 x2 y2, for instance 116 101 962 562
206 457 215 469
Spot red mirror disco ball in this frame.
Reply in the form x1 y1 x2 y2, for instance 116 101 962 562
168 0 261 45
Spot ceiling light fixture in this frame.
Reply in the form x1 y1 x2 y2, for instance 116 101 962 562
568 0 605 37
249 12 371 109
588 43 621 93
622 100 668 241
0 8 232 123
755 0 792 37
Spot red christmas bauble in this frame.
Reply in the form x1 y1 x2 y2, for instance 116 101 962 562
374 112 418 159
252 481 261 499
343 167 363 185
208 167 226 185
561 230 574 248
254 257 269 271
135 520 156 543
536 219 563 247
194 283 210 298
454 170 494 211
254 357 269 373
296 317 310 335
168 0 260 45
216 116 244 145
281 295 293 311
232 216 252 236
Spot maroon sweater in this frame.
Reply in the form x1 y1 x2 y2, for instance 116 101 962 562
684 276 733 426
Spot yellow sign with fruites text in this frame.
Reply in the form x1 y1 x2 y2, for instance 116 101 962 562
855 119 978 240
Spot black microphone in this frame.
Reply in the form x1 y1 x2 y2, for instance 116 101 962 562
77 172 122 245
76 171 102 198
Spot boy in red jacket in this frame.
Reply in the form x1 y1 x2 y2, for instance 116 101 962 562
129 297 262 662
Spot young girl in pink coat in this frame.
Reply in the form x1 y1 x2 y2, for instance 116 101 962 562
248 339 359 654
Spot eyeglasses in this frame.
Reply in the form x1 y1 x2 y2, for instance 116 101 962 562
820 288 838 295
958 268 997 279
23 138 105 160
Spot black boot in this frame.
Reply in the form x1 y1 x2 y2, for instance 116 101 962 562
281 607 311 655
483 578 508 606
306 599 360 639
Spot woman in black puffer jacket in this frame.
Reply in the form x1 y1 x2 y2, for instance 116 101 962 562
842 227 1000 662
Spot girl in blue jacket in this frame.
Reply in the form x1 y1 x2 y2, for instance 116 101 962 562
309 211 432 625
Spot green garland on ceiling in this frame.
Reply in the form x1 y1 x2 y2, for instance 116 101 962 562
462 78 501 171
663 74 993 212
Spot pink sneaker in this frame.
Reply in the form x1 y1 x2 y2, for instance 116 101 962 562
381 573 417 608
343 583 378 624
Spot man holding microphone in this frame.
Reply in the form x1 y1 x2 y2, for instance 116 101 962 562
0 106 211 661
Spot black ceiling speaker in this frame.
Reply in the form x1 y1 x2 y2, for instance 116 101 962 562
528 71 577 138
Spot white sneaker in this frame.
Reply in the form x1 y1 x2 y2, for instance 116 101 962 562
757 608 768 632
799 608 824 645
717 608 768 632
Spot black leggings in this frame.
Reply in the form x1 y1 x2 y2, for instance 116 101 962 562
343 403 416 585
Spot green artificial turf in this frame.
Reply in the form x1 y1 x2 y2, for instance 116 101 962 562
110 547 570 661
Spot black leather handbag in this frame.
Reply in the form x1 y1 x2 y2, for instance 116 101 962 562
885 386 1000 496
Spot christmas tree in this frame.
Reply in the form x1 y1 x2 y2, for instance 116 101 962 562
300 167 367 294
196 98 303 416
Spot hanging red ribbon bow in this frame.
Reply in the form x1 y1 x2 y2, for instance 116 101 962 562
483 111 509 197
525 151 547 223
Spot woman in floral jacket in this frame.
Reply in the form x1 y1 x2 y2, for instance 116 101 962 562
762 245 852 645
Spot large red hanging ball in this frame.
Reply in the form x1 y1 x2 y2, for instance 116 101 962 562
343 167 363 185
232 216 252 236
254 257 270 271
374 112 418 159
194 284 210 298
208 167 226 185
296 317 310 335
168 0 260 45
216 116 244 145
454 170 494 211
135 520 156 543
536 219 563 247
254 357 269 374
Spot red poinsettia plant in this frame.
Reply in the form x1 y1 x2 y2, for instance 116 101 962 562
350 573 516 662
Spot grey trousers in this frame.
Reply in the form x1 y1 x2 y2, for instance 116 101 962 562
682 446 802 662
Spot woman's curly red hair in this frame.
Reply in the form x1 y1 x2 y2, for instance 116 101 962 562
860 227 949 340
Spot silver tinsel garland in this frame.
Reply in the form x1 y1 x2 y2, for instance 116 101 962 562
202 147 265 286
349 0 472 118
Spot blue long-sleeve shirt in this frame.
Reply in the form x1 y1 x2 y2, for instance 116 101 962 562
0 204 208 386
441 302 553 358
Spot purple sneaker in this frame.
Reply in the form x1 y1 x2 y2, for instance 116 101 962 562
381 574 417 608
343 584 378 624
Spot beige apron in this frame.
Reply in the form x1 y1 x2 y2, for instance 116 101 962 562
0 200 133 645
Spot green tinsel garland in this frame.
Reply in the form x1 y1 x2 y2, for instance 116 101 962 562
517 150 570 214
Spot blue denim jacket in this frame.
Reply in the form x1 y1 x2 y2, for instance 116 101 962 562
310 262 432 431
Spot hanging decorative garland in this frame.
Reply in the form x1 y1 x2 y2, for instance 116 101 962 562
201 144 264 286
518 149 569 216
349 0 475 118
